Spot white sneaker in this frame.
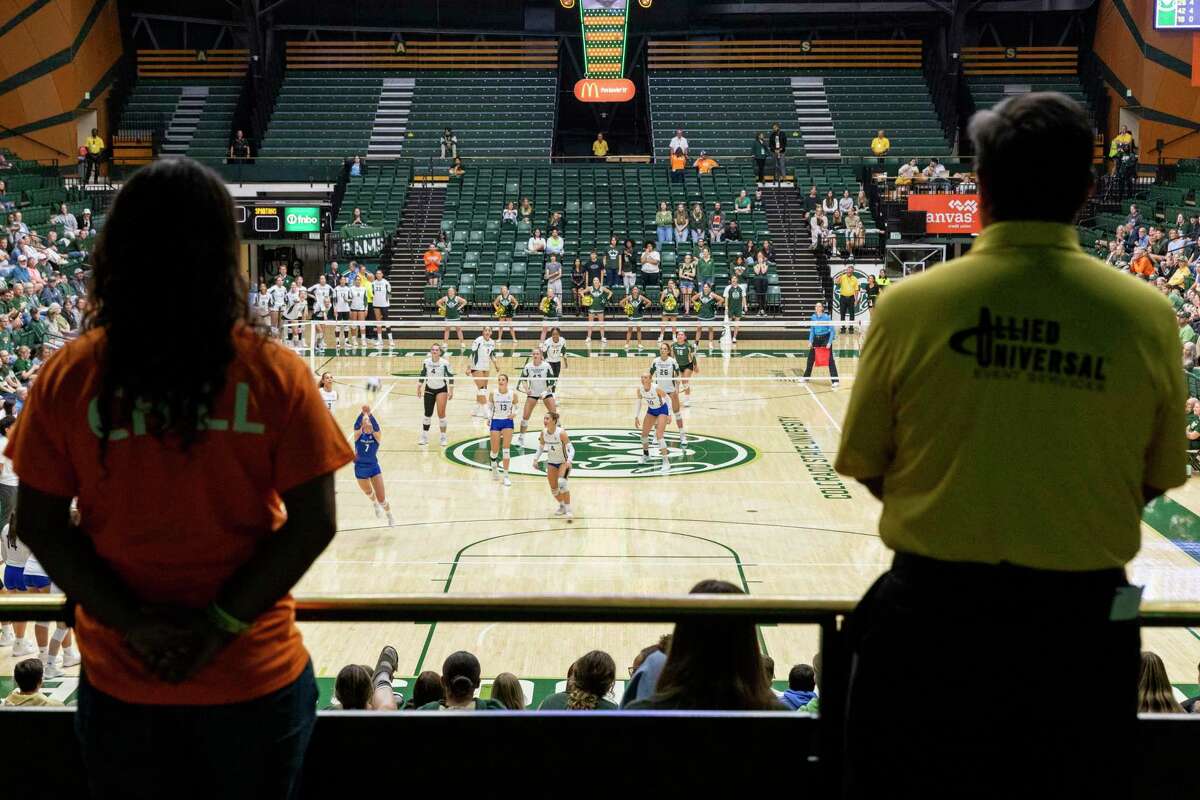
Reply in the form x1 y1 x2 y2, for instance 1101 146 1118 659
517 434 524 447
661 460 670 473
491 465 500 481
565 510 573 522
554 505 567 516
61 649 81 668
12 640 35 657
601 336 608 343
0 629 13 647
386 510 395 526
439 433 448 446
684 398 691 408
656 334 663 341
584 336 592 342
419 433 428 446
373 502 383 519
43 660 63 679
680 433 688 445
503 475 512 487
832 381 840 390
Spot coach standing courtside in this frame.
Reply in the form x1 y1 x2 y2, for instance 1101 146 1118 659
835 94 1185 798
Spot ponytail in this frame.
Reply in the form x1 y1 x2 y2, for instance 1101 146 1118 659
449 675 475 698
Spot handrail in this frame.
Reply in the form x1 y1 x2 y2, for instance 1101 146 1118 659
0 594 1196 625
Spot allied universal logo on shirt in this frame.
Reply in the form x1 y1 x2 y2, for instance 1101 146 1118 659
948 307 1108 391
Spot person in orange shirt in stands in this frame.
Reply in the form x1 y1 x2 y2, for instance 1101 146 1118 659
7 158 354 799
424 242 443 287
1130 247 1155 279
670 148 687 183
694 151 720 175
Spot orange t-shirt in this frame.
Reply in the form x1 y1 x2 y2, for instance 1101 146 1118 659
424 249 442 272
696 157 718 174
1131 255 1155 278
5 325 353 705
670 153 686 171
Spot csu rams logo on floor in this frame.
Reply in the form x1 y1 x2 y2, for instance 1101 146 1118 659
445 429 756 478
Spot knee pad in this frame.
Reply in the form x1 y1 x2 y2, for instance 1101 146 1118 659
555 477 569 495
477 388 488 400
675 411 685 424
503 448 511 460
423 416 432 426
51 628 67 644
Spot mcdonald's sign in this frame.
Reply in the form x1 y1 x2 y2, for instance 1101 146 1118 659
574 78 636 103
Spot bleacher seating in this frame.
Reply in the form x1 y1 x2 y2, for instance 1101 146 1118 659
118 79 242 163
964 46 1089 111
825 72 951 157
432 162 776 312
0 150 74 234
260 72 380 162
336 161 412 229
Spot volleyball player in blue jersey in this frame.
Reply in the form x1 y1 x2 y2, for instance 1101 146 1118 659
354 406 393 526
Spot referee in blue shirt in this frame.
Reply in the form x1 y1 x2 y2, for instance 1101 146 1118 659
801 302 838 388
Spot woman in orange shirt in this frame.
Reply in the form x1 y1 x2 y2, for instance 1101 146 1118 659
7 158 353 799
670 148 686 183
424 244 443 286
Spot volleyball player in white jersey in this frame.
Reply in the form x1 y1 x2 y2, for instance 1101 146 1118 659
266 275 288 338
332 275 353 352
371 269 393 347
539 326 568 398
309 274 333 351
417 343 454 446
469 326 497 418
536 411 574 520
488 374 516 486
348 278 369 350
635 373 672 472
1 524 39 656
22 552 78 678
281 287 308 350
516 347 557 447
318 372 338 412
650 342 688 445
252 282 271 329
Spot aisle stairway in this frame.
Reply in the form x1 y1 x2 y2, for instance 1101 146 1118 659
367 78 415 159
791 78 840 160
160 87 208 156
758 186 825 316
388 186 446 318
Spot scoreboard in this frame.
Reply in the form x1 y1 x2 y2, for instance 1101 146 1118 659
1156 0 1200 29
236 204 328 238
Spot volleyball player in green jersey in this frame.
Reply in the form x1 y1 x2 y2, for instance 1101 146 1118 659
437 286 469 350
694 282 724 351
493 285 519 355
658 278 681 342
671 329 698 408
583 277 613 344
538 287 561 343
722 273 747 345
622 286 652 351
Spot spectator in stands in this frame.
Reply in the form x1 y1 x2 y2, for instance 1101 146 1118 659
803 186 820 218
752 133 768 184
2 657 61 706
228 130 251 164
734 189 752 214
669 148 686 183
751 252 769 317
846 209 865 258
779 663 817 710
8 157 352 796
0 180 13 213
655 201 672 243
695 151 719 175
545 254 563 299
626 580 782 711
348 207 365 227
856 189 869 210
539 650 618 710
924 158 950 188
449 157 465 178
837 190 854 216
334 664 372 710
546 228 565 257
836 92 1182 798
440 128 458 159
640 241 661 287
1131 247 1154 279
424 243 442 287
348 155 362 177
592 132 609 162
709 203 725 243
501 201 517 224
1126 204 1143 229
1182 661 1199 712
527 227 546 254
519 197 534 223
491 673 525 710
620 634 671 707
405 671 444 710
669 129 689 157
724 218 742 242
769 123 787 185
84 128 104 183
729 255 747 282
1138 652 1184 713
688 202 706 243
896 157 918 188
621 238 637 281
585 251 603 287
571 257 586 310
822 191 838 218
419 651 505 711
870 129 890 157
1109 124 1134 159
672 203 690 244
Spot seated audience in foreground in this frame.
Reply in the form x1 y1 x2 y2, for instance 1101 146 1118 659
540 650 618 710
419 651 506 711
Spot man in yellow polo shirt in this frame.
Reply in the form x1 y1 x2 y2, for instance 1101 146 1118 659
592 132 609 162
870 129 890 157
84 127 104 184
835 269 859 333
836 94 1184 798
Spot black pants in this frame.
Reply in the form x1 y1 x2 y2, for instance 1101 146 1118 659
838 295 855 329
844 553 1137 799
752 277 769 312
754 157 766 184
84 152 100 183
802 333 837 378
814 253 832 306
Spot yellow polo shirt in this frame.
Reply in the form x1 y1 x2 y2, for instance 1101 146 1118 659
837 273 860 297
835 222 1185 570
85 135 104 154
593 139 609 157
870 136 890 156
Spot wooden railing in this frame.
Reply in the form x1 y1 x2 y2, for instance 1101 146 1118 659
285 40 559 71
136 49 250 79
961 46 1078 76
647 39 922 70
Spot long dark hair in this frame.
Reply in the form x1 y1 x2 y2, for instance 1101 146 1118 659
442 650 481 702
1138 651 1184 713
567 650 616 710
86 158 249 458
649 579 780 710
406 670 444 709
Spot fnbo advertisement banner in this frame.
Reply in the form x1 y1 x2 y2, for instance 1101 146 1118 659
284 206 322 232
339 225 387 258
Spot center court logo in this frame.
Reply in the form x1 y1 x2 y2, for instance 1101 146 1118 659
445 428 755 478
